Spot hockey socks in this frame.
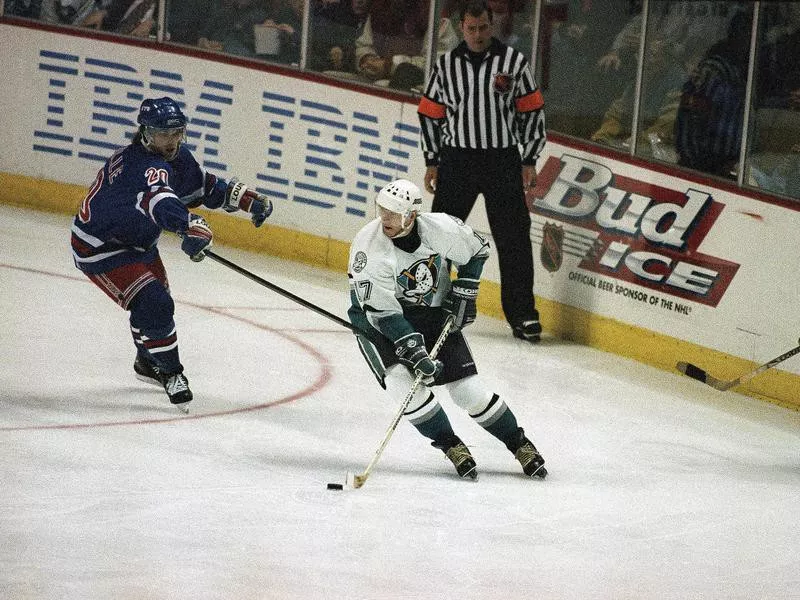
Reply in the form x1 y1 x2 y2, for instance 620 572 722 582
407 397 478 479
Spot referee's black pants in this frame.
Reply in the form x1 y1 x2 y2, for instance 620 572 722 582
432 145 538 326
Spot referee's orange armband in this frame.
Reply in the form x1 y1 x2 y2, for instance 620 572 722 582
418 97 446 119
515 89 544 113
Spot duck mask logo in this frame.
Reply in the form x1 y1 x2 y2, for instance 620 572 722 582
398 255 440 305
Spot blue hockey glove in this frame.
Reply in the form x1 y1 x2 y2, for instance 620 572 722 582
442 278 479 330
181 214 213 262
248 194 272 227
394 332 442 385
224 178 273 227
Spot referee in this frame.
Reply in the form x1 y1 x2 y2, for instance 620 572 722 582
417 0 546 342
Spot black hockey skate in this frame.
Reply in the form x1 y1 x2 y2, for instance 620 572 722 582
512 319 542 343
134 355 163 386
510 428 547 478
433 438 477 480
162 372 193 413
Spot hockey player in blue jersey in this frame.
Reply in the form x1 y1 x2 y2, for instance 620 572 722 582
70 96 273 412
347 178 546 479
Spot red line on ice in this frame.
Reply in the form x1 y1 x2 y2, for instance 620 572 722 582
0 263 333 431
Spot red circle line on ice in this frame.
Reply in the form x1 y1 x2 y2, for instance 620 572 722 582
0 262 333 432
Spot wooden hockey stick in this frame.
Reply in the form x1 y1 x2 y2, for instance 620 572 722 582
351 316 455 489
676 339 800 391
204 249 357 332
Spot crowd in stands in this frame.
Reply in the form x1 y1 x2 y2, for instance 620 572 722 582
542 0 800 198
748 2 800 197
4 0 799 200
6 0 158 36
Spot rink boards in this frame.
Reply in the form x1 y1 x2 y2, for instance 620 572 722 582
1 21 798 408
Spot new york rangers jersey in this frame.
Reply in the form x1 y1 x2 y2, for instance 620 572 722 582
348 212 489 342
70 142 228 274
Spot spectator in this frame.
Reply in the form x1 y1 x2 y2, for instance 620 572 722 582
168 0 215 46
307 0 371 75
486 0 532 56
544 0 636 138
257 0 303 65
590 35 688 158
758 3 800 110
355 0 457 90
81 0 157 37
747 4 800 198
674 9 753 177
590 1 744 159
595 3 642 75
37 0 98 25
198 0 269 57
5 0 43 18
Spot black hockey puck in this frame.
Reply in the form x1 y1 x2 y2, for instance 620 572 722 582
326 483 344 490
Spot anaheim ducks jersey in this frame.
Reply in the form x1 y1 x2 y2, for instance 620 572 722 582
348 212 489 343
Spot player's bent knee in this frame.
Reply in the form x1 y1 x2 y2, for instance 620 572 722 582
385 364 432 413
446 374 494 412
129 281 175 329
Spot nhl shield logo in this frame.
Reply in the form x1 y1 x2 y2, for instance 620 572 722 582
541 222 564 273
493 73 511 94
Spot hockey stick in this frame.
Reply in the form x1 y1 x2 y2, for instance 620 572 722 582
351 316 456 489
204 249 356 332
676 338 800 391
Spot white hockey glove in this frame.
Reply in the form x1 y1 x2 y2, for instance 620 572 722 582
224 178 273 227
181 214 213 262
394 332 443 385
441 278 479 330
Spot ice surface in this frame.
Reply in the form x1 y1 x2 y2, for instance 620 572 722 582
1 205 798 599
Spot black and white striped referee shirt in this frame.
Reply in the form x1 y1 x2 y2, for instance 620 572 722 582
417 38 546 167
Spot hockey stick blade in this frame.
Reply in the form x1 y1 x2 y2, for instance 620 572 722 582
677 342 800 392
676 361 729 390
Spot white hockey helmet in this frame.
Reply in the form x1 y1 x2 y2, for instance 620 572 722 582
375 179 423 224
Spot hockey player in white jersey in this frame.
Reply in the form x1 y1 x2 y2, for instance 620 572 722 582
347 178 546 479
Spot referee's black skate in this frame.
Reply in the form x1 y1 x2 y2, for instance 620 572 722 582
510 428 547 478
434 438 478 480
134 355 163 386
512 319 542 343
162 372 193 413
